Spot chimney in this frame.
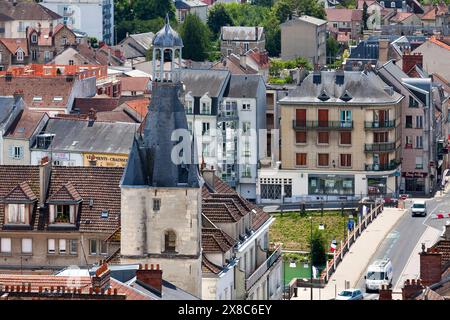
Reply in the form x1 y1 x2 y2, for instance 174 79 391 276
13 89 24 101
240 54 247 69
88 154 97 166
92 262 111 292
202 165 216 190
378 285 393 300
39 157 51 207
49 22 53 37
444 221 450 241
378 39 389 63
402 52 423 74
136 264 163 294
38 23 41 36
88 108 97 126
402 279 424 300
420 246 442 286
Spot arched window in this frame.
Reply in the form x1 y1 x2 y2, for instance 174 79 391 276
31 33 38 44
164 230 177 253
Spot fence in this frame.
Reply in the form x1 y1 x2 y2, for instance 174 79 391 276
284 202 384 299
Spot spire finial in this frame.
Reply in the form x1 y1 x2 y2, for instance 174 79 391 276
165 13 170 26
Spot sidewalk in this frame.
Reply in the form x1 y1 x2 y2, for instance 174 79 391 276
291 207 406 300
392 226 442 299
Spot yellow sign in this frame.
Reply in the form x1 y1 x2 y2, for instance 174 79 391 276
83 153 129 167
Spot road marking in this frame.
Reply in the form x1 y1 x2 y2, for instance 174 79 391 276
386 230 400 239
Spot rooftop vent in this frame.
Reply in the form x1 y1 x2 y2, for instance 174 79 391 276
317 89 330 101
384 85 394 96
339 90 353 102
312 72 321 85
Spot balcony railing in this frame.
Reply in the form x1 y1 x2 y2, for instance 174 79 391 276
364 120 396 129
245 246 282 290
364 142 396 152
365 163 399 171
293 120 353 130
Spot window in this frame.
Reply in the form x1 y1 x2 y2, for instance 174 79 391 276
406 136 412 148
340 154 352 167
48 239 55 254
416 115 423 128
31 33 38 43
296 131 307 144
416 156 423 169
242 164 251 178
374 132 388 143
202 143 210 157
44 51 52 61
1 238 11 253
61 37 67 46
89 239 97 255
153 198 161 211
202 122 210 136
409 96 419 108
242 103 251 111
242 122 251 135
10 146 23 160
296 153 307 166
391 2 395 7
318 132 329 144
55 205 70 223
185 99 193 114
164 230 176 253
70 239 78 255
187 121 192 134
244 42 249 51
7 204 25 224
318 153 329 167
16 50 24 61
200 100 211 115
340 132 352 145
59 239 66 254
33 96 42 102
416 136 423 149
405 116 413 128
340 110 352 127
380 1 385 7
69 60 74 65
22 238 32 254
100 241 107 255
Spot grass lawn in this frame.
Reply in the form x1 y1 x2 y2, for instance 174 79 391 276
283 260 311 285
270 211 352 251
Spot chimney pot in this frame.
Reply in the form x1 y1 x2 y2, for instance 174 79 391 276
113 288 118 295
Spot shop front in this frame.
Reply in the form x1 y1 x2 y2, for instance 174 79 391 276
402 172 427 194
308 174 355 196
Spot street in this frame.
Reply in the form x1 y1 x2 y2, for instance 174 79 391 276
356 192 450 299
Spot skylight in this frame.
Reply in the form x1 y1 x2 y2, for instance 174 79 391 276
53 96 63 102
33 96 43 102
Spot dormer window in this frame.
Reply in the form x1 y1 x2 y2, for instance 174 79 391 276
3 182 37 226
200 94 211 115
48 182 82 226
56 205 70 223
185 99 193 114
31 33 38 44
16 49 24 62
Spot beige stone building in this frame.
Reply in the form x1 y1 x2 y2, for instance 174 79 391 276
257 70 404 204
280 15 327 65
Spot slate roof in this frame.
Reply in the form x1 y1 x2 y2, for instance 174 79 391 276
0 1 61 21
281 70 404 105
180 69 230 97
221 26 264 41
153 15 183 48
33 118 139 154
175 0 207 9
0 96 23 128
225 74 262 99
281 15 327 27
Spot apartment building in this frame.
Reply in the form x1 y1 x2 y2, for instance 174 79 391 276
257 69 404 204
325 8 363 42
41 0 115 45
220 26 265 57
280 15 327 66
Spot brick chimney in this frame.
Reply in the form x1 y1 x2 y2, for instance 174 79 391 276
136 264 163 294
378 285 392 300
402 52 423 74
378 39 389 63
420 246 442 286
88 108 97 127
202 165 216 190
92 263 111 292
39 157 51 207
13 89 24 101
402 279 424 300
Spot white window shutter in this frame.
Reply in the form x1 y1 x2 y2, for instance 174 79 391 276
59 239 66 253
48 239 55 252
49 205 55 223
1 238 11 253
19 147 24 160
19 204 25 223
69 205 75 223
22 238 32 253
8 145 13 159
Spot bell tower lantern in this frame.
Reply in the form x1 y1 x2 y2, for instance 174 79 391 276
152 14 183 83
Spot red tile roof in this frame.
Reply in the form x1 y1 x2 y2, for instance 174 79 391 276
0 38 28 55
325 8 363 22
202 255 223 274
47 181 82 203
202 227 236 253
429 36 450 51
5 111 47 140
73 97 120 114
123 98 150 117
119 76 150 92
421 4 448 20
4 182 37 202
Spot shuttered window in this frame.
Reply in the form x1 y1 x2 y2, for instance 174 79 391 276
340 154 352 167
48 239 55 254
22 238 32 254
340 132 352 145
296 153 307 166
296 131 307 143
318 132 329 144
318 153 329 167
59 239 66 254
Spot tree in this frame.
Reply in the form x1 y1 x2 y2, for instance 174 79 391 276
264 10 281 56
252 0 273 6
326 36 340 64
132 0 175 20
207 3 234 38
273 0 292 23
180 14 210 61
310 230 326 267
362 1 369 30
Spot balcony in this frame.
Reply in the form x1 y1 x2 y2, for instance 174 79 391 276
293 120 353 130
364 142 396 152
245 246 282 290
218 113 238 122
364 120 396 129
365 162 399 171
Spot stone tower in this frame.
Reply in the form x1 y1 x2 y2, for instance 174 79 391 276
120 15 203 298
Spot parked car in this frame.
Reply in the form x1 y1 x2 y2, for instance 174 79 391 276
365 258 393 292
411 200 427 217
335 289 364 300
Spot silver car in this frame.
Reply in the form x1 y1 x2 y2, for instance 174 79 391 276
335 289 364 300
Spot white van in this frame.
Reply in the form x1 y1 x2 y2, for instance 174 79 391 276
364 258 393 292
411 200 427 217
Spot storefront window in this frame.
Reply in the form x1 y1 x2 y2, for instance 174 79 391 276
308 176 354 195
405 178 425 192
368 178 387 195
